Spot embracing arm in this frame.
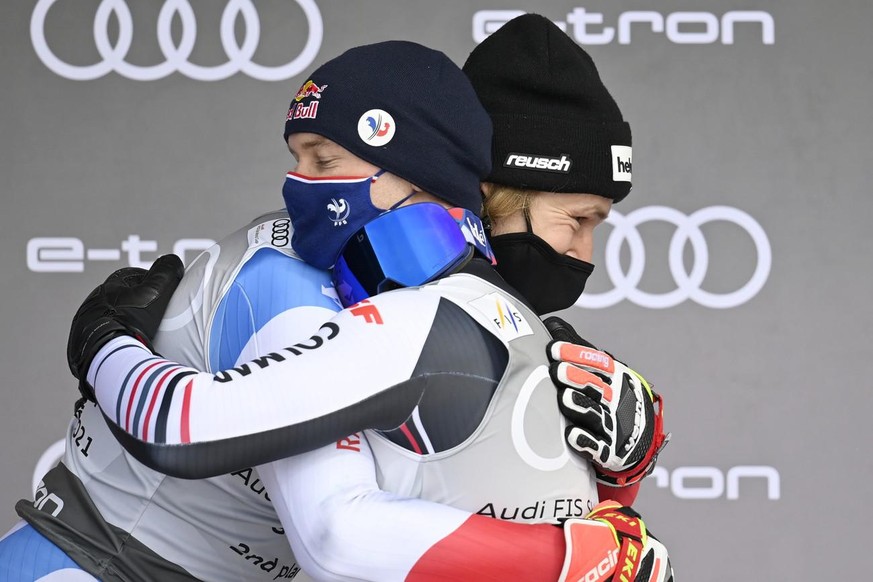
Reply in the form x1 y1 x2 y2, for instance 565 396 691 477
84 289 439 478
66 255 450 478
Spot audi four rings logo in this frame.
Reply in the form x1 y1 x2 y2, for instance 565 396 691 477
271 218 290 247
30 0 323 81
577 206 771 309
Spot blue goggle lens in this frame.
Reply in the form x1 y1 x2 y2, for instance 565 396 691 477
333 203 469 307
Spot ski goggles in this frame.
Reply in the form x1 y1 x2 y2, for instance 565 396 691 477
332 203 473 307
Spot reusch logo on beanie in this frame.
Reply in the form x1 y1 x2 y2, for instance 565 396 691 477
463 13 633 202
283 41 493 215
504 152 573 174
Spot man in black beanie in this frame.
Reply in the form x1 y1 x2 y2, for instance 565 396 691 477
464 12 634 317
464 12 673 573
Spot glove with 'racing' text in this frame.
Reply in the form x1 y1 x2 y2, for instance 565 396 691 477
560 501 674 582
544 316 669 487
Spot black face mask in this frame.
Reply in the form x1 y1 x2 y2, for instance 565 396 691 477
490 232 594 315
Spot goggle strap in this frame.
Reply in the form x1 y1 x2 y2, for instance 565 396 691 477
450 208 497 265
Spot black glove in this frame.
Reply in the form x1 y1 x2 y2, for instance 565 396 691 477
544 316 669 487
67 254 184 401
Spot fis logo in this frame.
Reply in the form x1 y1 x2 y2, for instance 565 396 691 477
471 293 534 340
504 153 572 173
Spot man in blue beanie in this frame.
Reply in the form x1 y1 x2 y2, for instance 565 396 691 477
5 37 670 582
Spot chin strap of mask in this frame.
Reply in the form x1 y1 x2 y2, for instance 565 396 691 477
523 205 534 234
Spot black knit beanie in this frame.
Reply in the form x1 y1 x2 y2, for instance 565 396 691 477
283 40 493 215
463 14 632 202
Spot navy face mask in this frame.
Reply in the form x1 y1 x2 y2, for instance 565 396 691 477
283 170 396 269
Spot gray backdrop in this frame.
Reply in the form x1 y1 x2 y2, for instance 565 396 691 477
3 1 871 580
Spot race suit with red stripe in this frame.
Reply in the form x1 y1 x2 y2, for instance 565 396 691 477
18 210 601 581
80 227 603 580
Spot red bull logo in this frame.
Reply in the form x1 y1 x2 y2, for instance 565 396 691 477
294 80 327 102
287 101 320 121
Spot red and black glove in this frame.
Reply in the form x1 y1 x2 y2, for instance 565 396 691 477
544 317 669 487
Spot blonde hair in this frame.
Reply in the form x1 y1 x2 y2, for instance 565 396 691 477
482 183 534 225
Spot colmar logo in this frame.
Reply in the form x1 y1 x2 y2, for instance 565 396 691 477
213 322 340 383
504 153 572 173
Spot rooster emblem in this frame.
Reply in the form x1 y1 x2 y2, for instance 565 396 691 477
327 198 350 226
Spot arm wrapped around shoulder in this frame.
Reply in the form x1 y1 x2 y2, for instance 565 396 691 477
67 254 184 401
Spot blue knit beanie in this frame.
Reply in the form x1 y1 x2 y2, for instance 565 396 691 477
284 41 493 215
